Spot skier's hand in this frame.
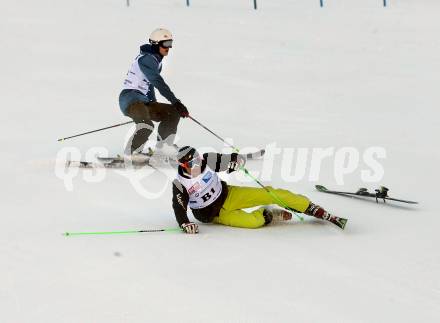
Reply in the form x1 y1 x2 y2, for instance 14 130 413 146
173 101 189 118
181 222 199 234
226 154 246 174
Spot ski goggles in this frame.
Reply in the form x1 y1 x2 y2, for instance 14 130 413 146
159 40 173 48
179 155 202 169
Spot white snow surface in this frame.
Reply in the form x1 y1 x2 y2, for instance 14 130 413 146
1 1 440 322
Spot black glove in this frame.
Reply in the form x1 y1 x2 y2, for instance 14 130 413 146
173 101 189 118
226 154 246 173
181 222 199 234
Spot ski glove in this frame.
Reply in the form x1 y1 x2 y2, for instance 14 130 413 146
173 101 189 118
226 154 246 173
181 222 199 234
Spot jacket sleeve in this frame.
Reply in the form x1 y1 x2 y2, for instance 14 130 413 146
139 55 179 104
202 153 243 172
147 83 157 102
172 179 190 226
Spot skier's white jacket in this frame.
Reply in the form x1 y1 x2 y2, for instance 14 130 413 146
119 44 179 115
122 53 155 96
177 165 223 210
172 153 242 226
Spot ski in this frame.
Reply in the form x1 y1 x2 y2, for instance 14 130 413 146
97 148 265 162
67 148 266 169
66 152 153 169
315 185 418 204
328 216 347 230
96 155 149 163
244 148 265 160
66 159 148 169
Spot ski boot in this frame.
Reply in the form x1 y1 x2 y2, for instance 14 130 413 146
305 203 347 230
263 207 292 224
149 142 180 167
124 147 154 165
154 141 179 158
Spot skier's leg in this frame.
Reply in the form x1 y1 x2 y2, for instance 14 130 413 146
213 208 267 229
129 122 154 154
223 185 310 213
125 102 154 154
147 102 180 145
219 186 347 229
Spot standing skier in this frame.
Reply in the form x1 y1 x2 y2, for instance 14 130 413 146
119 28 189 157
172 146 347 234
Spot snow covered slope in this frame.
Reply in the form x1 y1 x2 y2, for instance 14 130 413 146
1 1 439 322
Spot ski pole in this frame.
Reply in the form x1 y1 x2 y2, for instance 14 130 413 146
63 227 182 236
189 115 303 221
57 120 134 142
240 167 304 221
188 116 240 152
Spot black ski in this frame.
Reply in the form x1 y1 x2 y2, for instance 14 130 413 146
315 185 418 204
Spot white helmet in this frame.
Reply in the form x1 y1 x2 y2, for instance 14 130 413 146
149 28 173 44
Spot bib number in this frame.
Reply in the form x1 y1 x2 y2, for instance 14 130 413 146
201 187 216 203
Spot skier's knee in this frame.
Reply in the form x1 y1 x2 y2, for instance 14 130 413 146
127 102 151 123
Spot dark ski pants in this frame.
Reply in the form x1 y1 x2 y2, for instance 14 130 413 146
125 101 180 154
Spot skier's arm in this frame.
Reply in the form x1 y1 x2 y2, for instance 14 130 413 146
139 55 179 104
148 84 157 102
202 153 246 173
172 179 191 226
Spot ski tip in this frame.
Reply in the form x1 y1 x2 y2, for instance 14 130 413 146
245 149 266 159
403 200 419 204
339 218 348 230
315 185 328 191
332 218 348 230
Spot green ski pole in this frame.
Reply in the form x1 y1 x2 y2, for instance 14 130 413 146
63 227 182 236
240 167 304 221
189 115 304 221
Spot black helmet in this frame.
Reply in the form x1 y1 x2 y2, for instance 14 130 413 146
177 146 201 169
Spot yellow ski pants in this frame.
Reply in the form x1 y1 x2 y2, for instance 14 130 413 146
212 185 310 229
